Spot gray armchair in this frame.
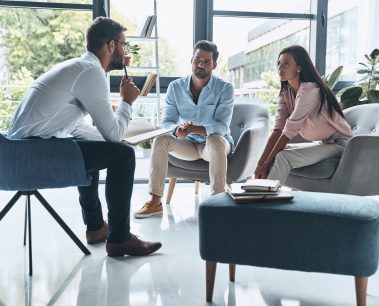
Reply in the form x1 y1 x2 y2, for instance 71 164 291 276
286 103 379 195
0 134 92 275
165 101 269 203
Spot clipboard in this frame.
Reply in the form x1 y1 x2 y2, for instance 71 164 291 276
123 118 173 145
124 128 172 145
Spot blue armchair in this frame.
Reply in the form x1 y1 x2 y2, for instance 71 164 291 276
0 134 92 275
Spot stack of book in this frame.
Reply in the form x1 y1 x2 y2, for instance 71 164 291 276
227 179 293 202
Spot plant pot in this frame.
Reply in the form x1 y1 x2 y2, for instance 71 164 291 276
142 148 152 158
124 55 131 67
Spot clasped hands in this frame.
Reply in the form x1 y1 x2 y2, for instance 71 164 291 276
175 121 193 138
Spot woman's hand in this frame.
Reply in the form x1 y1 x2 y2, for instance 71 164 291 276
254 162 270 179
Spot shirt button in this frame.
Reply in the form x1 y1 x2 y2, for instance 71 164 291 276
240 124 244 128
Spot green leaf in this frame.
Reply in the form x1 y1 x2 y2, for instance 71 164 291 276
365 54 372 62
337 86 363 100
370 48 379 60
368 90 379 103
338 86 363 100
357 69 370 74
358 62 368 67
340 98 361 109
323 66 343 90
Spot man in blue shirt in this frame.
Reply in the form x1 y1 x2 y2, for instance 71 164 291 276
134 40 234 218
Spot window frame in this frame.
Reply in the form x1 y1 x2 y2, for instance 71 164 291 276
193 0 328 77
0 0 348 89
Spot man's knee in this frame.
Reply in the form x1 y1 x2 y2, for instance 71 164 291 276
112 142 135 166
152 134 172 150
206 135 227 151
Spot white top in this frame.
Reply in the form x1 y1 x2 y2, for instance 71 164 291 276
8 52 132 142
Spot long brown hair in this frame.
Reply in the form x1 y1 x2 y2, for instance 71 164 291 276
278 45 344 118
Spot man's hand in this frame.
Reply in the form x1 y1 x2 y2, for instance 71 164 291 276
175 121 192 138
120 76 140 106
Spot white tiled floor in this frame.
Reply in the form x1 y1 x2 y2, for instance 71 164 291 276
1 184 379 306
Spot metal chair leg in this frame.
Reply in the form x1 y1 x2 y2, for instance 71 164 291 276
33 191 90 255
0 191 23 221
27 193 33 276
24 197 28 246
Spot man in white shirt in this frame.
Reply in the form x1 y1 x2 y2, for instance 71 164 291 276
8 17 161 257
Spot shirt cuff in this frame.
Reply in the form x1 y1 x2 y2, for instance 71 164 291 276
117 101 132 118
203 124 213 135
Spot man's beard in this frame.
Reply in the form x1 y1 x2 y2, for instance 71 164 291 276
193 68 210 79
107 49 124 71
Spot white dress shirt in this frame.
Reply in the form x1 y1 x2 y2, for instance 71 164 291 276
8 52 131 142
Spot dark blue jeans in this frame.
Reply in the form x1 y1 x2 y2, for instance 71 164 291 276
75 140 135 243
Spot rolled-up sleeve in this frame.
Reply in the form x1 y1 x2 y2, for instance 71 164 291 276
273 95 290 131
161 83 180 131
282 83 320 139
203 83 234 135
72 67 131 142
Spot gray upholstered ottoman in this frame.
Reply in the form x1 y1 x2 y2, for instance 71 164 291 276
199 191 379 306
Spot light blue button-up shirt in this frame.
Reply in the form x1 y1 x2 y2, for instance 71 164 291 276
161 75 234 146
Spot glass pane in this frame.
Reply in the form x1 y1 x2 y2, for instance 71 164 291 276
213 17 309 124
8 0 92 3
214 0 310 14
110 0 193 77
325 0 376 81
0 8 92 132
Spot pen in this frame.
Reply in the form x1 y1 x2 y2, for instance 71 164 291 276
123 65 128 78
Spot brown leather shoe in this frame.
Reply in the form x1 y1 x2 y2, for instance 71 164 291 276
86 222 108 244
106 234 162 257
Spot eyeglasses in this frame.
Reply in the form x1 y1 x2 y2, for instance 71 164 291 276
113 40 128 50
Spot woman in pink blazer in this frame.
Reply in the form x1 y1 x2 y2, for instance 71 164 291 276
254 45 352 184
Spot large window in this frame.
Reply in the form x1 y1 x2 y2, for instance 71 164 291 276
207 0 312 123
110 0 193 77
213 0 310 14
326 0 379 81
0 6 92 131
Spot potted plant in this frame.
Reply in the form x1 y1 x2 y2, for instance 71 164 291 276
336 48 379 109
139 140 152 157
124 42 141 66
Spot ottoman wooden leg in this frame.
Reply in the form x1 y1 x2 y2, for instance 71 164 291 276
355 276 368 306
229 264 236 282
206 261 217 302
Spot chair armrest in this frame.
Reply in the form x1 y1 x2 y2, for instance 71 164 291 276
227 120 269 182
331 135 379 195
0 137 90 191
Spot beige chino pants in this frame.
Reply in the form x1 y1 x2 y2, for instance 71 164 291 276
149 134 231 196
267 133 350 185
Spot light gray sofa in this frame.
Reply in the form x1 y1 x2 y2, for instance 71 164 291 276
286 103 379 195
